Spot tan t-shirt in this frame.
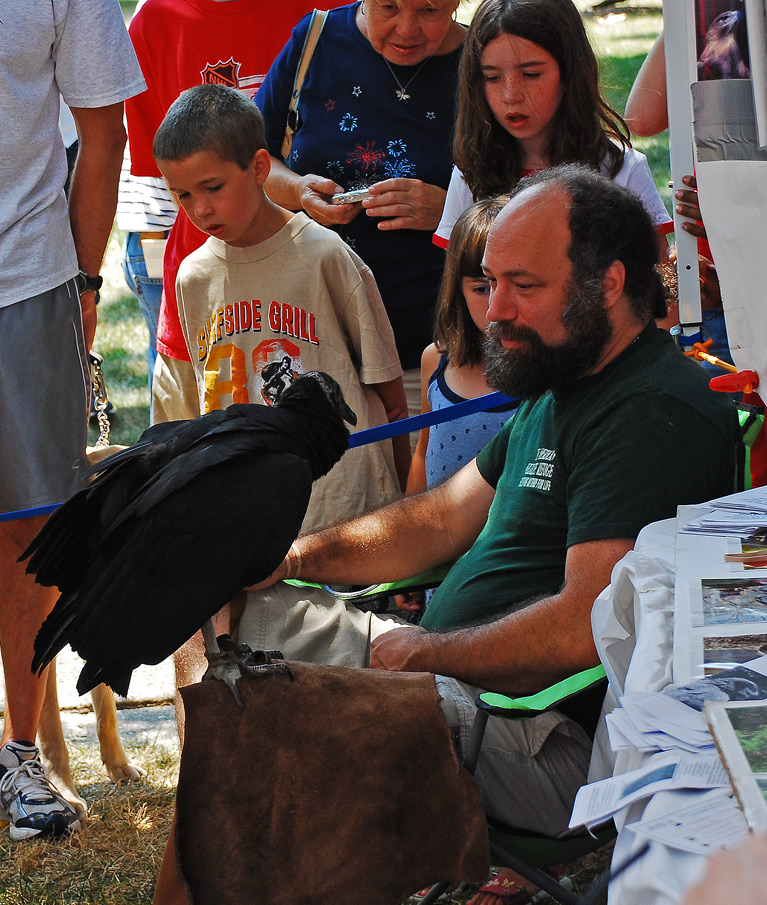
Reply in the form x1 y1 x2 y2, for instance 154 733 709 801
176 213 403 531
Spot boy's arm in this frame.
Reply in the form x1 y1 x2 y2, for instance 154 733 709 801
152 276 205 422
371 377 411 492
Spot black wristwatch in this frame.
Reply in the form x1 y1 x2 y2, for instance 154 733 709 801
76 270 103 295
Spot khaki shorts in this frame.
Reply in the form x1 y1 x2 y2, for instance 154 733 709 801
240 583 593 836
0 283 89 512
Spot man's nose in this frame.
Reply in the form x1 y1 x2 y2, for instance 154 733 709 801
487 285 517 322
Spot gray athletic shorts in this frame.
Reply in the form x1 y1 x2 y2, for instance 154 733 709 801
240 583 593 837
0 282 90 513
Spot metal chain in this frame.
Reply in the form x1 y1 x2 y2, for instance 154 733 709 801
89 351 112 449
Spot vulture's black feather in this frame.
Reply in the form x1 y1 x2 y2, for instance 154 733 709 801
23 372 356 697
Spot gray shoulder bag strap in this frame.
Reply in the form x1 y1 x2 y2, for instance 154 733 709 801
281 9 328 162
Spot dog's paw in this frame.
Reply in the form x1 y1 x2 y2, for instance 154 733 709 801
104 760 147 784
47 771 88 821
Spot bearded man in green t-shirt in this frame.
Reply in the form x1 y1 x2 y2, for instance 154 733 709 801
237 164 739 838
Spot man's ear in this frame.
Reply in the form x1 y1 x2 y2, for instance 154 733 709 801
602 260 626 309
252 148 272 185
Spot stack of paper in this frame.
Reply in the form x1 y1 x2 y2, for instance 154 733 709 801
682 488 767 537
607 693 715 754
569 756 730 828
627 790 748 855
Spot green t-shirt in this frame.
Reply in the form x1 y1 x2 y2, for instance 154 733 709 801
421 323 739 632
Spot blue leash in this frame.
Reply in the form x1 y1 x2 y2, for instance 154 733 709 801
0 391 518 522
349 390 516 447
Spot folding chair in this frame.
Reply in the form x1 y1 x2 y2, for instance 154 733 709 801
292 575 621 905
416 665 615 905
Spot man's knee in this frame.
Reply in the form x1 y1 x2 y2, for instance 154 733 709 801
238 583 402 668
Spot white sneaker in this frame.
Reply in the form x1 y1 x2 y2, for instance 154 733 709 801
0 741 81 840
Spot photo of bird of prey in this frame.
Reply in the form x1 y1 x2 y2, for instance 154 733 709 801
697 9 750 80
24 372 356 698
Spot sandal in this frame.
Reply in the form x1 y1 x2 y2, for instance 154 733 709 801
467 866 569 905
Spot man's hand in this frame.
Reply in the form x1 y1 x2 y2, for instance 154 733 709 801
244 558 288 593
681 836 767 905
370 624 428 671
80 291 98 350
363 179 447 231
668 245 721 309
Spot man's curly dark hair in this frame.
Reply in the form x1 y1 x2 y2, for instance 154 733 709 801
512 164 668 321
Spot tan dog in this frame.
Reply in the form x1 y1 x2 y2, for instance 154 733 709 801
35 443 145 819
37 663 145 819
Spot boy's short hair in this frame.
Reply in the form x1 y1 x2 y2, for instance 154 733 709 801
153 84 268 169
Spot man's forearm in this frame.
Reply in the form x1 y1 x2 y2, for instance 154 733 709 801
397 593 600 696
293 493 461 586
289 464 493 587
370 536 634 695
68 104 126 276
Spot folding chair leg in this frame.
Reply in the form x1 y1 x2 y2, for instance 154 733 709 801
463 709 488 775
488 846 582 905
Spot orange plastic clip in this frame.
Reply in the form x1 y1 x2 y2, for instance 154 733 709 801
709 370 759 394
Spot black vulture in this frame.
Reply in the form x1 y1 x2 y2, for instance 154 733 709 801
24 372 356 698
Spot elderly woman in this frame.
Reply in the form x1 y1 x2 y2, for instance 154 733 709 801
256 0 466 392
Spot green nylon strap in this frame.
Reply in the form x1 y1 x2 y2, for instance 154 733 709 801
284 562 453 599
478 664 607 715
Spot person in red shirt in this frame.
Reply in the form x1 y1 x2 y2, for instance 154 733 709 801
126 0 345 424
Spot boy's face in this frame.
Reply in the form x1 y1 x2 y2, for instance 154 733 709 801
159 149 270 247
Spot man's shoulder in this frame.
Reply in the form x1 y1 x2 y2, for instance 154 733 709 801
564 326 737 442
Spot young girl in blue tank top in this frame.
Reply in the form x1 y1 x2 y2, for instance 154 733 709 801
395 198 518 617
408 197 519 496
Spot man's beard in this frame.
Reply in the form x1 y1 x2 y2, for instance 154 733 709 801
484 275 613 399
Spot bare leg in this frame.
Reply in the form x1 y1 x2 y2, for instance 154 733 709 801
152 811 192 905
0 516 58 746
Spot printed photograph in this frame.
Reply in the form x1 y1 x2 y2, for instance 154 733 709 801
701 578 767 625
667 663 767 710
695 0 750 80
722 702 767 773
703 636 767 676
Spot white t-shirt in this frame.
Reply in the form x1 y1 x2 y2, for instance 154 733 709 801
0 0 145 307
434 147 672 248
176 213 404 532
